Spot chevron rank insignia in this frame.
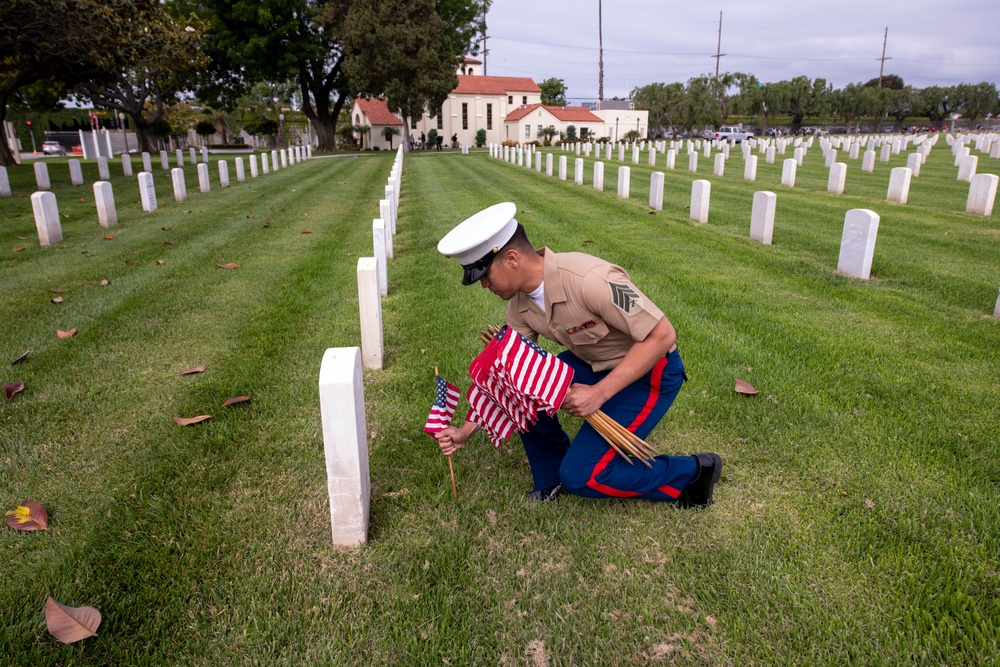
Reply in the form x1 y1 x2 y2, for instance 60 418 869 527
609 282 641 314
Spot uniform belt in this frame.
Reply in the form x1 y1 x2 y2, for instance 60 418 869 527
668 343 678 354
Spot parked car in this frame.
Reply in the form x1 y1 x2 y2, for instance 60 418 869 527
41 141 66 155
713 126 754 143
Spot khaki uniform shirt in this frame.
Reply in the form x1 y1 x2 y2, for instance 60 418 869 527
505 249 665 372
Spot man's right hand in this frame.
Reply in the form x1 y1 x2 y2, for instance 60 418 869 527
434 424 473 456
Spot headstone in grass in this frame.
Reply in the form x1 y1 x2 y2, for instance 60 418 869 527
906 153 922 177
380 201 393 257
261 152 270 174
68 159 83 186
545 153 553 177
825 149 837 168
688 151 698 173
966 173 998 215
219 160 230 187
849 143 860 160
34 162 51 190
666 149 676 170
356 258 383 370
31 191 62 245
957 156 977 182
373 219 387 296
97 157 109 181
271 150 279 171
197 163 210 193
0 166 10 197
574 158 584 185
318 346 371 547
235 157 245 182
750 190 776 244
794 147 804 167
171 168 186 202
887 167 912 204
605 143 612 160
121 154 133 177
690 179 711 223
384 185 396 233
189 147 197 165
991 143 1000 160
953 145 969 166
766 145 775 164
534 151 542 172
648 148 657 166
781 158 797 187
249 154 258 178
138 172 157 212
744 155 758 181
280 149 288 168
618 144 625 161
837 209 880 279
175 149 184 167
891 138 901 155
995 290 1000 318
141 152 152 172
558 155 567 181
617 166 630 198
828 162 847 194
93 181 117 227
593 162 604 191
632 146 639 164
649 171 664 210
159 150 169 170
202 147 209 164
713 153 725 177
862 150 876 172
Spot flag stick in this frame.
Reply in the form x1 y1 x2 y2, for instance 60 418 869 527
436 366 458 500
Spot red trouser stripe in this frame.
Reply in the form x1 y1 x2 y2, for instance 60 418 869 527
586 355 669 498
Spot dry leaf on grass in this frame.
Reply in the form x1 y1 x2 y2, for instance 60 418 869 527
100 279 109 286
247 213 255 219
172 415 212 426
222 396 250 407
13 247 25 253
124 260 134 265
734 378 760 395
161 226 172 231
103 235 114 240
155 259 164 265
301 229 312 234
5 500 48 531
12 350 30 365
521 209 534 214
163 241 174 245
216 263 240 269
46 597 101 643
56 329 77 339
4 381 25 400
180 364 206 375
51 297 63 304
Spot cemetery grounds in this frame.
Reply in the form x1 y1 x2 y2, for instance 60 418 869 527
0 140 998 665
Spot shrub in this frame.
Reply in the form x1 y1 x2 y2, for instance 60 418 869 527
475 128 487 147
566 125 577 140
427 128 438 146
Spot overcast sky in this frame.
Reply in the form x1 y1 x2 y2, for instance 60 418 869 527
480 0 1000 102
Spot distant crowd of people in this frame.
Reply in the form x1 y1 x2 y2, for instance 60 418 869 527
407 132 460 151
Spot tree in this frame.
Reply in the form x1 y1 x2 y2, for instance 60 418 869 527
832 83 874 133
786 76 831 129
538 77 567 106
954 82 998 128
537 125 557 145
631 82 685 137
353 123 371 149
755 81 792 135
0 0 153 166
475 128 486 147
565 125 576 140
341 0 487 152
888 86 920 131
382 125 400 149
75 6 206 153
195 120 217 145
864 74 905 90
919 86 955 124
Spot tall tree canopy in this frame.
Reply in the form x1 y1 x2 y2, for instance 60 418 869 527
538 78 568 106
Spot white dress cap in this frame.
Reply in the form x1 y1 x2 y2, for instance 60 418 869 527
438 202 518 284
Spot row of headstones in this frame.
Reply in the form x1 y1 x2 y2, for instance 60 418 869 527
26 146 313 247
318 144 405 547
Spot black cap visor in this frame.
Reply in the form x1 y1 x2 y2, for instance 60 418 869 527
460 250 498 286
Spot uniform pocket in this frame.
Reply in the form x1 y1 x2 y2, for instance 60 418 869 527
566 320 609 345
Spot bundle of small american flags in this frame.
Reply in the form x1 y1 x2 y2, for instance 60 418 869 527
466 325 574 447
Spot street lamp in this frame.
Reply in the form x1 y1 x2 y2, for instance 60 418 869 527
278 113 285 148
119 112 129 154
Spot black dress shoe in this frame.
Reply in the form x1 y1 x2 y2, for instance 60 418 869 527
676 453 722 508
526 482 564 502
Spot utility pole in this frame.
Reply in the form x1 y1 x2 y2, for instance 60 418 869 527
711 10 726 77
481 2 489 75
598 0 604 102
877 27 891 87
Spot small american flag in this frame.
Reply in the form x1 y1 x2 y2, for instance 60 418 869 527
424 374 460 434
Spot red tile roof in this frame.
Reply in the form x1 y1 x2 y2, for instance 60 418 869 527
353 98 403 126
504 104 603 123
452 75 541 95
462 56 482 64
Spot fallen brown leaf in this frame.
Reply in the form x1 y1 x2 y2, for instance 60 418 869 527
216 263 239 269
163 241 174 245
301 229 312 234
521 209 534 214
162 226 172 231
247 213 255 218
222 395 250 407
172 415 212 426
155 259 164 265
648 210 657 215
11 350 29 365
180 364 206 375
734 378 760 395
182 210 190 214
56 328 78 339
12 247 24 253
51 296 63 304
124 260 134 265
103 235 114 240
5 500 48 531
263 220 274 228
3 380 25 400
46 597 101 644
302 212 308 217
100 279 109 286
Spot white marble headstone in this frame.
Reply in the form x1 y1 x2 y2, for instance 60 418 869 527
198 163 210 192
545 154 553 177
0 166 10 197
138 171 157 211
34 162 51 190
781 158 797 187
649 171 664 210
862 150 876 173
966 173 998 215
357 258 383 370
202 146 209 164
175 149 184 167
957 156 978 182
666 149 676 170
262 153 270 174
558 155 567 181
121 154 133 177
744 155 758 181
68 159 84 186
249 154 259 178
93 181 117 227
906 153 922 177
97 156 109 181
617 166 630 198
887 167 912 204
690 179 711 223
141 152 152 172
713 153 725 177
31 191 62 245
837 209 880 279
750 191 776 244
828 162 847 194
574 158 584 185
235 157 245 182
593 162 604 191
159 150 169 170
688 151 698 173
171 168 187 202
372 219 387 297
219 160 230 187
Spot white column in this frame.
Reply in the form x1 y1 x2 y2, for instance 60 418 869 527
558 155 567 180
744 155 758 181
593 162 604 191
219 160 230 187
750 191 776 244
837 209 880 280
138 171 157 212
649 171 664 210
828 162 847 194
574 158 584 185
171 167 187 202
373 219 387 297
690 179 711 223
966 173 999 215
617 166 630 198
887 167 912 204
31 191 63 245
235 157 246 182
317 347 371 547
121 154 133 177
34 162 51 190
249 154 259 178
357 257 383 370
68 159 84 186
713 153 725 177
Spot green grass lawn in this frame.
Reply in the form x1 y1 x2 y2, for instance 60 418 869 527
1 137 998 665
